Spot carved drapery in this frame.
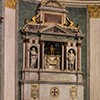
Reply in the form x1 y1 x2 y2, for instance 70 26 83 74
5 0 17 9
88 5 100 18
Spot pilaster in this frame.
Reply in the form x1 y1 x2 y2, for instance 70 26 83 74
3 0 17 100
88 4 100 100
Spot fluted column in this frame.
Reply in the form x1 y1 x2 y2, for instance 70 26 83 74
40 41 45 70
88 5 100 100
77 42 81 71
62 43 64 71
3 0 17 100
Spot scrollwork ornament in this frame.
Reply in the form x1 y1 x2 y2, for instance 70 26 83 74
5 0 16 9
88 5 100 18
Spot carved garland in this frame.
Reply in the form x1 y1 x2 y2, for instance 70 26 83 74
70 86 77 100
31 84 39 100
88 5 100 18
5 0 16 9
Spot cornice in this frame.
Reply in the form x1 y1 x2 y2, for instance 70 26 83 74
22 0 100 7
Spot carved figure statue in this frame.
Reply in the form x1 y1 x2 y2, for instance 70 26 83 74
50 45 55 55
30 47 38 68
68 50 75 70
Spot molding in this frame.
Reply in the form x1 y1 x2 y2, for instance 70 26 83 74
88 5 100 18
22 0 100 5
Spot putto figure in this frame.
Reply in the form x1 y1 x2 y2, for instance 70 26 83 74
30 47 38 68
68 49 75 70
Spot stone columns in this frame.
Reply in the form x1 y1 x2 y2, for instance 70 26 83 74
77 42 81 71
40 41 44 70
61 43 64 71
24 39 29 69
64 43 67 70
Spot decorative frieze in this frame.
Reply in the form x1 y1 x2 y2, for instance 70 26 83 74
88 5 100 18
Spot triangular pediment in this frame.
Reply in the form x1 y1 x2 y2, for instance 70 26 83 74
41 0 63 8
40 25 68 34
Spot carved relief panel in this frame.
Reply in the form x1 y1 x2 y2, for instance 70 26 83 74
70 86 77 100
31 84 39 100
50 87 60 98
44 42 62 71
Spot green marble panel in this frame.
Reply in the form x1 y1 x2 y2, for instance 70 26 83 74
18 1 38 100
67 7 87 100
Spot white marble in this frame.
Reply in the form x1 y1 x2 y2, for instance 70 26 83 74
90 18 100 100
4 8 16 100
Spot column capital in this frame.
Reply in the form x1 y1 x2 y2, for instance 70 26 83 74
88 5 100 18
5 0 17 9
